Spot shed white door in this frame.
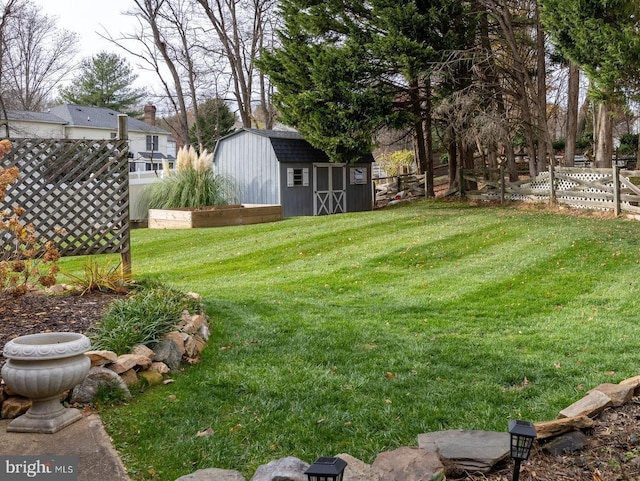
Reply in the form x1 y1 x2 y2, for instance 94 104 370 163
313 163 346 215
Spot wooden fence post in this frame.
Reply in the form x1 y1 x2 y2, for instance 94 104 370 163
549 164 556 205
500 165 505 204
118 114 132 279
459 166 465 199
613 164 621 217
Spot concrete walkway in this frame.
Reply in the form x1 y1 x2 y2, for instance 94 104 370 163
0 413 130 481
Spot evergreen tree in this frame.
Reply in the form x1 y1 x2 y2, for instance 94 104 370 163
188 98 236 153
259 0 473 170
541 0 640 165
58 52 146 113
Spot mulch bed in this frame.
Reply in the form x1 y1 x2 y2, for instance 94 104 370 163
1 291 639 480
0 290 125 366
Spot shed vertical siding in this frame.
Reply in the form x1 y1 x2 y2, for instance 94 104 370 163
345 163 373 212
214 131 281 204
279 163 314 216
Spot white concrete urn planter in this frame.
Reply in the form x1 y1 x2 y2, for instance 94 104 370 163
2 332 91 433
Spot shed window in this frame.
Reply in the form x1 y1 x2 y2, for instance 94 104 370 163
287 167 309 187
350 167 367 185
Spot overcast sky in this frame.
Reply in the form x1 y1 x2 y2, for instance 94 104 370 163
31 0 157 91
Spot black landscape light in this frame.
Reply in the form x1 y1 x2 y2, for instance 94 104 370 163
508 419 537 481
304 456 348 481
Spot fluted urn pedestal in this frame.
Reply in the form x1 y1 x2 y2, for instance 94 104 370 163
2 332 91 433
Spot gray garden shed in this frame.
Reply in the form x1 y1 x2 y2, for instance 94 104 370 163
213 128 374 217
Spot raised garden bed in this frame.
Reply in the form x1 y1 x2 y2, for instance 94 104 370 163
148 204 283 229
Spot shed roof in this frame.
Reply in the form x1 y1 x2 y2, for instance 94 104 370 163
219 128 373 164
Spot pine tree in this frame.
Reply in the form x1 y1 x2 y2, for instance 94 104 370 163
58 52 146 113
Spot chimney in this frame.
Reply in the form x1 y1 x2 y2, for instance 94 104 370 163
143 103 157 126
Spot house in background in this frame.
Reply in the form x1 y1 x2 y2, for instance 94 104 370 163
213 128 374 217
5 103 174 172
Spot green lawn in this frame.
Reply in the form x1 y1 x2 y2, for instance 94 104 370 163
59 200 640 480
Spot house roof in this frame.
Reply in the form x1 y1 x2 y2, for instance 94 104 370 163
49 104 168 134
218 128 374 164
6 110 67 124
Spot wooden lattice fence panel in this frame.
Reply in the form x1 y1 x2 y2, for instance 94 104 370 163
1 138 130 263
461 166 640 215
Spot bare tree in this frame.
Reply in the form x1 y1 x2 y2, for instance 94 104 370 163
0 0 78 111
195 0 277 127
0 0 17 136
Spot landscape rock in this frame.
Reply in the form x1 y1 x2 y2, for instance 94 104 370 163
174 468 245 481
372 447 444 481
71 366 131 404
192 335 207 354
84 350 118 367
153 339 184 371
130 344 156 362
108 354 153 374
534 415 594 440
417 430 509 474
184 335 200 358
249 456 309 481
179 314 207 335
139 371 164 386
541 431 588 455
165 332 187 356
590 383 634 406
149 362 171 374
334 453 380 481
619 376 640 394
1 396 31 419
198 324 211 341
558 390 612 419
120 369 139 387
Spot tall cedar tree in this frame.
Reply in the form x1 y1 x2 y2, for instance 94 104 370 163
59 52 145 114
259 0 394 163
259 0 473 172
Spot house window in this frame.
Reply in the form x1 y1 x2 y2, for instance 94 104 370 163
287 168 309 187
146 135 159 151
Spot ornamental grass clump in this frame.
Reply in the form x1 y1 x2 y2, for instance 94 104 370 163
0 139 60 296
89 285 202 355
143 145 236 209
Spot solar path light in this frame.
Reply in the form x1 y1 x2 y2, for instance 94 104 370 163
508 419 537 481
304 456 348 481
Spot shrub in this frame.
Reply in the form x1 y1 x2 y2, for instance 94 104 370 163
89 285 202 355
143 145 236 209
552 138 566 152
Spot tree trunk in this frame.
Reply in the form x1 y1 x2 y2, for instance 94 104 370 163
577 94 590 145
448 127 458 193
595 102 613 167
535 3 555 173
564 62 579 166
